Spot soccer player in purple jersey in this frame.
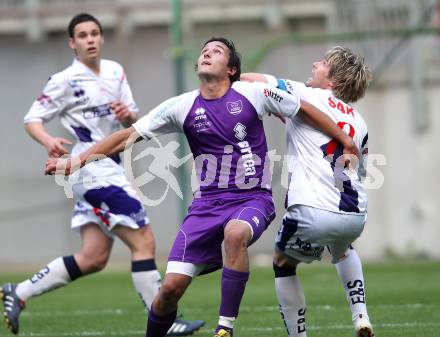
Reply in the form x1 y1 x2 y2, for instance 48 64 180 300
45 37 358 337
0 13 203 336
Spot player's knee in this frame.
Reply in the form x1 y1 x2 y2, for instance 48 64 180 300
159 280 186 303
124 226 156 257
88 256 108 272
224 224 250 250
78 252 109 273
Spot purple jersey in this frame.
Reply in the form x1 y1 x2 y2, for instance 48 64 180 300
133 81 300 197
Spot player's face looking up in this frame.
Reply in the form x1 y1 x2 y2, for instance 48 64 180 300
69 21 103 65
306 59 333 90
197 41 236 82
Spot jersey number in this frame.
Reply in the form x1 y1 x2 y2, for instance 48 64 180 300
320 121 359 213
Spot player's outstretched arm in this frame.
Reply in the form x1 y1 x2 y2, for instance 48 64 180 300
298 100 359 158
241 73 286 123
240 73 268 83
45 126 140 175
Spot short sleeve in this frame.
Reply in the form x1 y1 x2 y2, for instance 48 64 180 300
264 74 309 99
133 91 196 140
264 74 279 88
24 74 67 124
233 81 301 119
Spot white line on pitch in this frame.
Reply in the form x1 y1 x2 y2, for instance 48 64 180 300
19 302 437 317
239 303 438 312
21 308 128 317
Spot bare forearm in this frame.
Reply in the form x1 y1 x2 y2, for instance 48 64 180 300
45 126 143 175
79 127 137 166
25 122 53 147
299 100 351 146
240 72 268 83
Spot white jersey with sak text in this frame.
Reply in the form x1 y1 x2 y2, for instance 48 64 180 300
265 75 368 214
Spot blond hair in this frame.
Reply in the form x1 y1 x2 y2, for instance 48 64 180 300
325 46 372 103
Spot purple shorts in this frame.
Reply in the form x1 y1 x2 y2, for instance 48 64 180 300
168 191 275 270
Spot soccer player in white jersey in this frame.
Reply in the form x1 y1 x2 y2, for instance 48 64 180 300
44 38 359 337
0 13 204 336
241 46 374 337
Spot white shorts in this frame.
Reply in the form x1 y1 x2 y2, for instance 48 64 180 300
71 183 149 239
275 205 366 263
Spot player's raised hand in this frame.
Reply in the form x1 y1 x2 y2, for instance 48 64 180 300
45 157 67 175
111 101 135 123
44 137 72 158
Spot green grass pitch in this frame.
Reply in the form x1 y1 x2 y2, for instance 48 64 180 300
1 261 439 337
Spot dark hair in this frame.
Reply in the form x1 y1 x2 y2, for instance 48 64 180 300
68 13 103 38
202 37 241 82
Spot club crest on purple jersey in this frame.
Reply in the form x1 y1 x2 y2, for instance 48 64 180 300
226 100 243 114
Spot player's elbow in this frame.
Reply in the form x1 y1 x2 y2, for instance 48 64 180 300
24 121 42 138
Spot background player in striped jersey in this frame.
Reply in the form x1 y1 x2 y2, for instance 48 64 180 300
241 46 374 337
0 13 203 336
45 37 359 337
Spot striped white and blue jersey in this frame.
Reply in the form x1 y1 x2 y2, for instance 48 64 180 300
265 75 368 214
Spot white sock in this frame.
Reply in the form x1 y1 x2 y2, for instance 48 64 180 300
275 275 307 337
218 316 235 329
131 270 162 310
15 257 72 301
335 249 369 322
